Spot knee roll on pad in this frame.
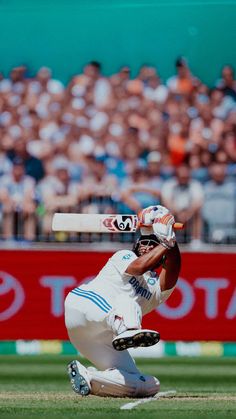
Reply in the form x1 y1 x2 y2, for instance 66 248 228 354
107 295 142 335
136 374 160 397
88 368 160 398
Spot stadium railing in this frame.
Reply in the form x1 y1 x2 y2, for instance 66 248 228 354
1 195 236 245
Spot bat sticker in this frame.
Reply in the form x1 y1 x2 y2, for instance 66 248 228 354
103 215 138 232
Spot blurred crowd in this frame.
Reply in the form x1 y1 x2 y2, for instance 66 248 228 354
0 58 236 246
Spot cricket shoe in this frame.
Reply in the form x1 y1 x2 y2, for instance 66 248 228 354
67 360 91 396
112 329 160 351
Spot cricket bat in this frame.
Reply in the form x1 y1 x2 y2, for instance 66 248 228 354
52 213 184 233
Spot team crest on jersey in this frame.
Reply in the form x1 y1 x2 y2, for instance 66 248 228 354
103 215 137 232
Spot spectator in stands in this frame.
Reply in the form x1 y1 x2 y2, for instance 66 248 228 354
119 163 161 214
189 103 224 150
216 65 236 101
1 60 236 244
7 138 45 181
161 163 204 247
222 131 236 168
202 162 236 243
35 66 65 96
167 106 190 166
10 66 27 83
143 70 169 104
187 152 210 184
210 88 231 120
145 151 164 189
110 66 130 87
167 57 199 96
70 61 112 110
0 144 12 177
38 157 79 237
9 66 28 96
0 157 37 241
79 156 118 214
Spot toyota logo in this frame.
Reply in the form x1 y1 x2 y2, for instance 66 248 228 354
0 271 25 321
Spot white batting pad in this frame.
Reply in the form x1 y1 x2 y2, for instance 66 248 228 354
88 368 160 397
107 294 142 334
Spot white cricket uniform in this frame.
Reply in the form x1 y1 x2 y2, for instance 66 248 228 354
65 250 174 375
76 249 166 316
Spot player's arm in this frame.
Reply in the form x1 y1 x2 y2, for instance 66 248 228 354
126 244 168 276
119 189 142 213
159 243 181 291
127 205 181 279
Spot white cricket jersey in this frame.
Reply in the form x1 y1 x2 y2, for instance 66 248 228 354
77 250 164 316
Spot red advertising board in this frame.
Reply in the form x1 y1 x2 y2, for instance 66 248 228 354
0 250 235 341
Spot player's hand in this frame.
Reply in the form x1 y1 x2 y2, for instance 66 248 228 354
138 205 170 226
152 213 176 249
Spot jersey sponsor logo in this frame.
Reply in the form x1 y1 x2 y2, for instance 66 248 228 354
122 253 132 260
129 277 152 300
103 215 137 232
0 271 25 321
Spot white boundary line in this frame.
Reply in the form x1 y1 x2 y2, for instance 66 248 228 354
120 390 176 410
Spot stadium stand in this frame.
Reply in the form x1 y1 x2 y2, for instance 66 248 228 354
0 60 236 245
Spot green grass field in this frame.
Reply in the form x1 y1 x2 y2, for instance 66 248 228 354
0 355 235 418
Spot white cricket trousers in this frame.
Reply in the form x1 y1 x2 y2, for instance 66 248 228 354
64 290 160 397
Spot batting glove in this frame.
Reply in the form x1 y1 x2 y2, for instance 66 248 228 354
152 213 176 249
138 205 170 226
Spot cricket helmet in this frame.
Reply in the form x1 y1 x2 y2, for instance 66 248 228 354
133 234 166 268
132 234 160 256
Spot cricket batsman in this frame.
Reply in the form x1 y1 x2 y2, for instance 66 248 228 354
65 205 181 397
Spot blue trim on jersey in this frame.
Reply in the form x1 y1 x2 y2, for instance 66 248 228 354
71 288 112 313
71 290 108 313
74 287 112 311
